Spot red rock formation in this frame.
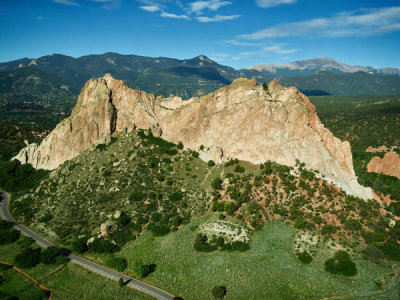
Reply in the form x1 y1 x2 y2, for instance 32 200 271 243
14 74 373 199
367 151 400 179
366 145 388 153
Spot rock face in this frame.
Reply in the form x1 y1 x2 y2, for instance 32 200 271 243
14 74 372 199
367 152 400 179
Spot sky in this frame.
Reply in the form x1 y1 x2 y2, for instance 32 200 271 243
0 0 400 69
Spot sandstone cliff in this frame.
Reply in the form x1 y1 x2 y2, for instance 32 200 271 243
14 74 372 199
367 151 400 179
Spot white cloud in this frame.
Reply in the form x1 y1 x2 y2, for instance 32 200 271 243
255 0 296 8
51 0 80 6
90 0 121 9
196 14 240 22
160 11 190 19
239 6 400 39
189 0 231 14
263 45 298 54
221 40 261 46
140 5 161 12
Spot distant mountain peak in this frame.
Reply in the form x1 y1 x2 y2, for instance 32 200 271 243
247 57 400 76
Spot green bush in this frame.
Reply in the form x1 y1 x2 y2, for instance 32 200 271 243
234 165 245 173
0 227 19 245
118 278 124 287
177 142 184 150
297 251 313 264
88 238 118 253
14 247 41 269
0 264 12 271
321 224 337 235
212 286 227 299
71 237 88 253
0 160 48 192
18 235 35 248
361 245 384 263
105 256 127 272
208 160 215 167
211 177 222 190
129 190 145 202
40 246 62 265
148 223 170 236
222 241 250 252
131 260 155 279
325 251 357 276
169 191 183 202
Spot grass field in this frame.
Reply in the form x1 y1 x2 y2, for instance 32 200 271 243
118 216 400 299
0 236 153 300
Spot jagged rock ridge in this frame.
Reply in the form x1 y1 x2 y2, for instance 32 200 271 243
14 74 373 199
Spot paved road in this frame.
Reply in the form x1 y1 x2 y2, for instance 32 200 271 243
0 191 176 300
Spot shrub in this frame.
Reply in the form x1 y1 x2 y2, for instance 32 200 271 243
325 251 357 276
212 286 227 299
192 151 199 158
294 217 307 229
194 242 217 252
105 256 127 272
262 82 268 91
71 237 88 253
194 233 217 252
118 278 124 287
229 241 250 252
14 247 41 269
361 245 384 263
129 190 145 202
211 177 222 190
0 263 12 271
166 149 178 156
297 251 313 264
321 224 337 235
379 239 400 261
40 246 62 265
177 141 184 150
169 191 183 202
88 238 118 253
234 165 245 173
131 260 154 279
148 223 170 236
208 160 215 167
0 228 19 245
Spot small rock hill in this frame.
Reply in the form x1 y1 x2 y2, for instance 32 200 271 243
367 151 400 179
14 74 372 199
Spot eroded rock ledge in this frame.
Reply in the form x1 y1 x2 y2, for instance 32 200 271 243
14 74 372 199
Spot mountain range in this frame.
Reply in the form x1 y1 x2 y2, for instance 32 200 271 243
1 53 400 98
248 57 400 77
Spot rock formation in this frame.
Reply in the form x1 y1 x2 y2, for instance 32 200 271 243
14 74 373 199
366 145 388 153
367 152 400 179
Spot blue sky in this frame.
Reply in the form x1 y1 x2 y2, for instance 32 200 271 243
0 0 400 69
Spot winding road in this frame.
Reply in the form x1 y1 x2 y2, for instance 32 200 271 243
0 191 175 300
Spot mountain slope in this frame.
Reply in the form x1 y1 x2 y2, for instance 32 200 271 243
1 53 400 99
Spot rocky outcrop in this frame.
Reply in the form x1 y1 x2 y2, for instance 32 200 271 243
14 74 373 199
366 145 388 153
367 152 400 179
